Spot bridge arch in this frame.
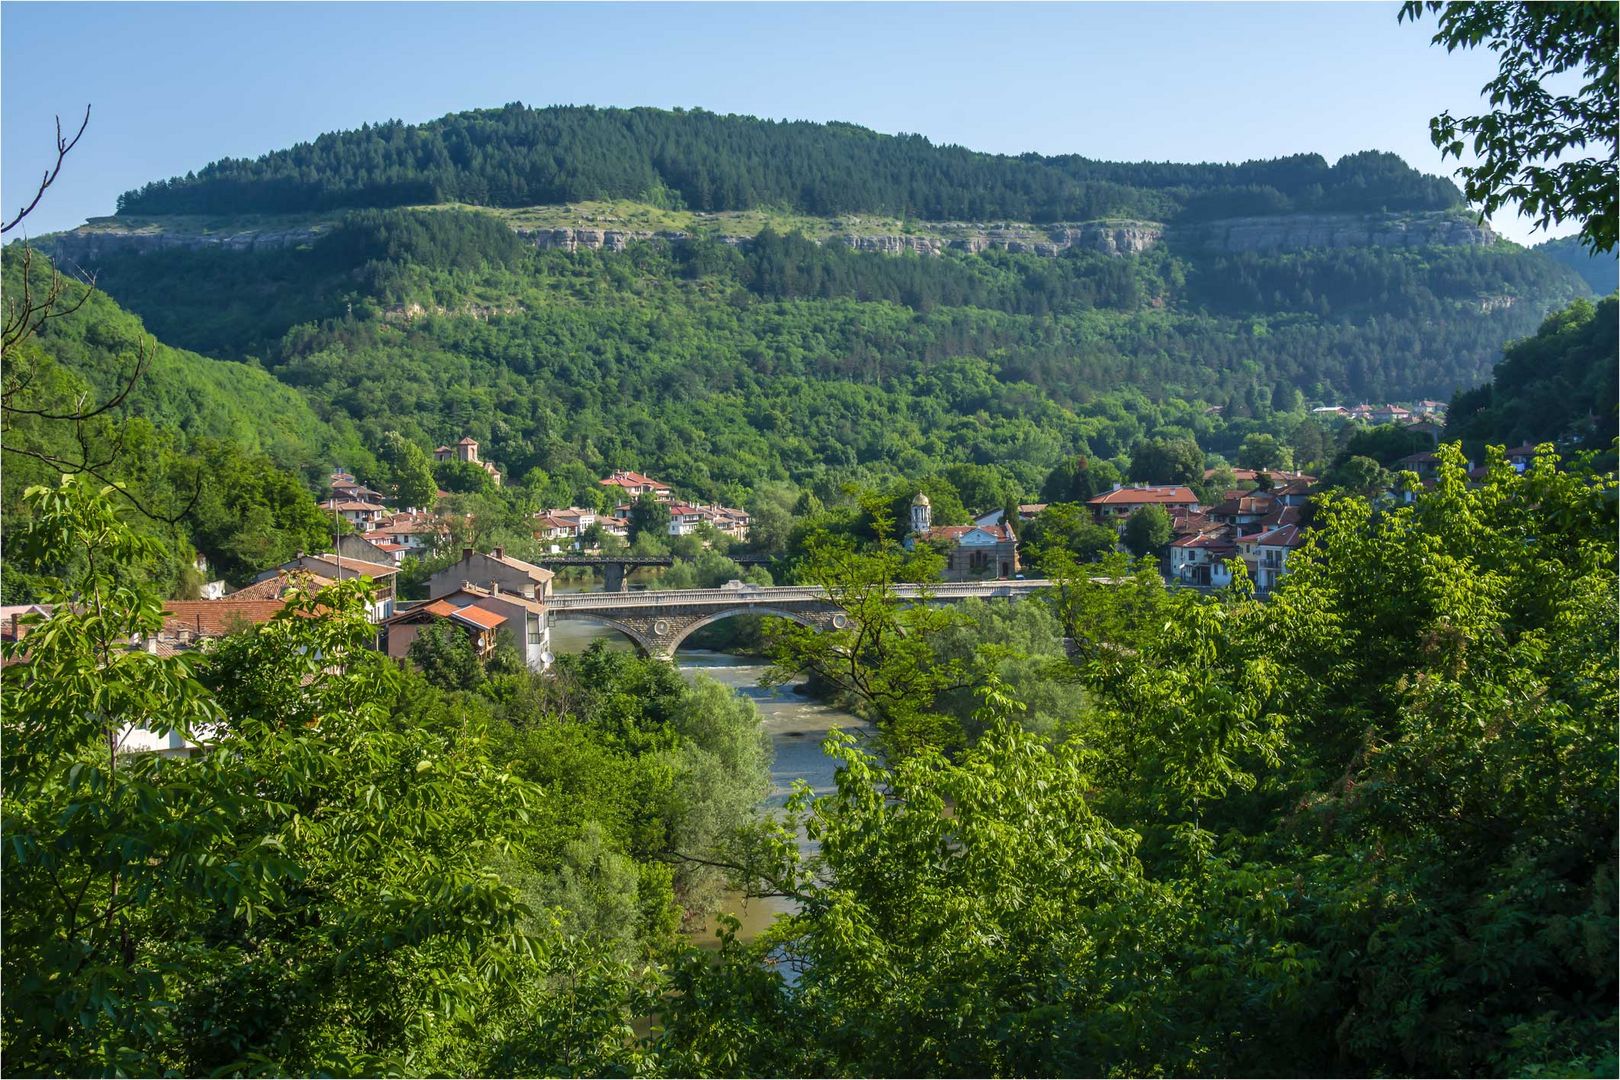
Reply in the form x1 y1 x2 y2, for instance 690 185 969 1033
547 611 659 657
660 605 838 657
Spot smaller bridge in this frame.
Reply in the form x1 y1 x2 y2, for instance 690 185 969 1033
546 579 1051 659
533 554 773 592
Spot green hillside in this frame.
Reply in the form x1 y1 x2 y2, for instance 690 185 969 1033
1446 295 1619 452
60 200 1585 505
2 254 344 468
1534 235 1618 296
0 249 361 597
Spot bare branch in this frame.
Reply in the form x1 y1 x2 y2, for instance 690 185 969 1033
4 332 149 420
0 440 201 525
2 105 90 235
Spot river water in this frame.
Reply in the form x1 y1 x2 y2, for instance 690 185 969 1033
549 606 871 944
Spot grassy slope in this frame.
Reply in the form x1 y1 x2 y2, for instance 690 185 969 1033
5 252 342 469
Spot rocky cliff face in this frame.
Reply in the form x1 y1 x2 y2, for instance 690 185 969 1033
46 223 327 263
516 220 1166 258
44 209 1494 268
1176 211 1494 254
516 226 676 252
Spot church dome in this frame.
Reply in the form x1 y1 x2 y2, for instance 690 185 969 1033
911 492 931 506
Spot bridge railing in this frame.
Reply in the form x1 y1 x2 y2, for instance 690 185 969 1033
545 580 1053 610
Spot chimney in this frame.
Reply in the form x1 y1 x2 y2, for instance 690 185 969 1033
491 582 501 596
493 545 505 560
463 546 474 563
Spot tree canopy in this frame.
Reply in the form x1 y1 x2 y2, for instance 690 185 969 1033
115 104 1465 223
1402 1 1618 252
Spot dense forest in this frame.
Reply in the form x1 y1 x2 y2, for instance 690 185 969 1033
1534 234 1618 296
1445 294 1619 453
115 104 1465 222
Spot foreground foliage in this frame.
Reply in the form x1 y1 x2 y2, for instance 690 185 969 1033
1 478 765 1076
677 444 1618 1077
4 441 1614 1076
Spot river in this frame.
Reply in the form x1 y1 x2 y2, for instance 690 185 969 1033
549 603 871 945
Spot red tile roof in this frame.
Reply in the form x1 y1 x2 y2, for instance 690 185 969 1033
600 470 670 490
449 605 506 630
1172 532 1238 552
1087 486 1199 507
319 499 388 512
162 600 287 637
229 570 334 600
1211 494 1278 517
1252 524 1304 548
922 523 1015 543
1256 505 1303 529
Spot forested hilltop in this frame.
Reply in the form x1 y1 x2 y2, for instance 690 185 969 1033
115 104 1465 221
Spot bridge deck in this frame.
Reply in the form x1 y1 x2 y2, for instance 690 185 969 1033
546 579 1053 611
532 555 773 566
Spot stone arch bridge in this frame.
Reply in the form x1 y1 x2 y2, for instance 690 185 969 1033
546 580 1051 660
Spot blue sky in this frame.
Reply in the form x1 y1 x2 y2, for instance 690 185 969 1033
1 2 1569 243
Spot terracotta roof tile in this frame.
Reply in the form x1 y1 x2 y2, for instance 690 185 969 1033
230 570 334 600
1087 486 1199 507
162 600 287 637
451 605 507 630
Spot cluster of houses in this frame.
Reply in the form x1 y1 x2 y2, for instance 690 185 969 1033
1162 470 1315 594
1311 399 1447 438
320 453 754 566
123 544 553 676
21 456 759 685
907 467 1321 592
534 470 750 549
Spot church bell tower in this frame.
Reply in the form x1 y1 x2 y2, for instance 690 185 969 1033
910 492 932 535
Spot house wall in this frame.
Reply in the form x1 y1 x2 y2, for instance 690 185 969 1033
385 620 427 661
941 539 1019 581
427 553 544 600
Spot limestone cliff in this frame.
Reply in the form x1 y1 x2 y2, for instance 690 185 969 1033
1174 211 1494 253
43 209 1496 268
46 221 328 262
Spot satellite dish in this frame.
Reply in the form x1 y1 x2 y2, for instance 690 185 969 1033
540 650 555 667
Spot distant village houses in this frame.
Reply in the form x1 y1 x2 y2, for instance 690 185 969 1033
1086 485 1202 532
538 471 749 549
600 470 672 501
